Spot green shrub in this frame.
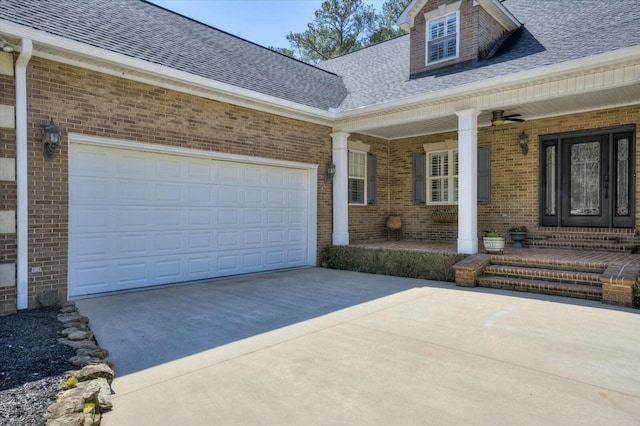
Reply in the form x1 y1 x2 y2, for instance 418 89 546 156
633 277 640 309
320 245 466 282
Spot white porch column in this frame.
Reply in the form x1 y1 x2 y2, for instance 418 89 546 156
456 109 480 254
331 132 350 245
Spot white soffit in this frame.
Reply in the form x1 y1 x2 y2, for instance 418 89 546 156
357 84 640 140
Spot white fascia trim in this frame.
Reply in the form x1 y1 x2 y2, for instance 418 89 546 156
15 38 32 310
0 21 336 125
477 0 521 31
397 0 429 31
339 45 640 119
68 133 319 171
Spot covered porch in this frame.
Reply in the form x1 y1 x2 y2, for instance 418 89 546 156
328 48 640 256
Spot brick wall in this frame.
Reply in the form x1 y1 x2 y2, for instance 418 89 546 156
20 57 333 309
348 105 640 243
347 135 390 243
410 0 479 76
477 7 507 57
409 0 510 77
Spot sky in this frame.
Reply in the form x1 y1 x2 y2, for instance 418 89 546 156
149 0 386 49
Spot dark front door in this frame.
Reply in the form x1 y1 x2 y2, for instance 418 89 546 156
540 126 635 228
561 135 609 227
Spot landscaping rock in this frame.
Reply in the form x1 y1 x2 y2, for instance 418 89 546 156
45 395 84 420
69 355 104 368
67 330 91 341
92 378 113 410
58 381 100 404
57 338 99 351
57 312 89 327
60 304 78 314
76 347 109 359
62 326 88 337
46 412 85 426
37 289 59 308
70 364 115 384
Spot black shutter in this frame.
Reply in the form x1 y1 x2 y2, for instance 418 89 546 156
367 153 377 205
477 146 491 204
413 153 426 205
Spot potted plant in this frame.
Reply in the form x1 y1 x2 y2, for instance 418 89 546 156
508 226 527 248
483 230 505 254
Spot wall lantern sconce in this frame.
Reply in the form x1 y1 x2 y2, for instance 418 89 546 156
325 162 336 182
518 131 529 155
43 118 61 160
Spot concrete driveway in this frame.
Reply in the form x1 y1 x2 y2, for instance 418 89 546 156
76 267 640 425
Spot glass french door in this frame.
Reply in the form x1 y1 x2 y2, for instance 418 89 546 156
540 126 635 228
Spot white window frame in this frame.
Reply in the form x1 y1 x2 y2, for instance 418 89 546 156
427 148 458 205
348 150 367 205
426 11 460 65
347 140 370 206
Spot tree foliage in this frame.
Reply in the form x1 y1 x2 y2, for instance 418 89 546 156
369 0 409 45
283 0 410 64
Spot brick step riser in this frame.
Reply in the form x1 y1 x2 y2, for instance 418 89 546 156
482 267 602 287
527 241 635 253
530 234 636 241
489 259 606 274
477 278 602 301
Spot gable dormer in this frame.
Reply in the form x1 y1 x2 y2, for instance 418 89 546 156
398 0 520 78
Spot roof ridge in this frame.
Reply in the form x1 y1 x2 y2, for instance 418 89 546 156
141 0 341 78
321 33 409 63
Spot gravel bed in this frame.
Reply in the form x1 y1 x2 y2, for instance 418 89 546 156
0 307 75 425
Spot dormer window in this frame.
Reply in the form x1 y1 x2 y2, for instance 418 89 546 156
427 12 459 64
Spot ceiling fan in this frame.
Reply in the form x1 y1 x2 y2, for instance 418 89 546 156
491 110 525 126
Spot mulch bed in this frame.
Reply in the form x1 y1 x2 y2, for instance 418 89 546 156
0 307 75 425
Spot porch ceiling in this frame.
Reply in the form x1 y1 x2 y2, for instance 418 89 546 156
355 83 640 140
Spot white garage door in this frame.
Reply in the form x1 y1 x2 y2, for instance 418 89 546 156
68 141 313 297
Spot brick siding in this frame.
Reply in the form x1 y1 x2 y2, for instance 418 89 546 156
3 57 334 311
410 0 484 77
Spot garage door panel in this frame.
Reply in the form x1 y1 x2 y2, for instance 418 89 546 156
117 234 148 255
188 185 213 203
69 143 311 297
155 183 183 203
71 149 111 176
218 231 240 249
156 158 182 180
71 236 110 259
70 207 110 231
117 153 149 177
188 232 212 250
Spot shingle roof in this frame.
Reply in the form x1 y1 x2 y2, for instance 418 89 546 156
0 0 348 110
318 0 640 110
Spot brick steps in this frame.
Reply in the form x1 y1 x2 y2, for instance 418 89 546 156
477 255 605 300
527 239 636 253
483 265 602 285
491 255 607 273
476 275 602 300
526 230 638 253
453 242 639 306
